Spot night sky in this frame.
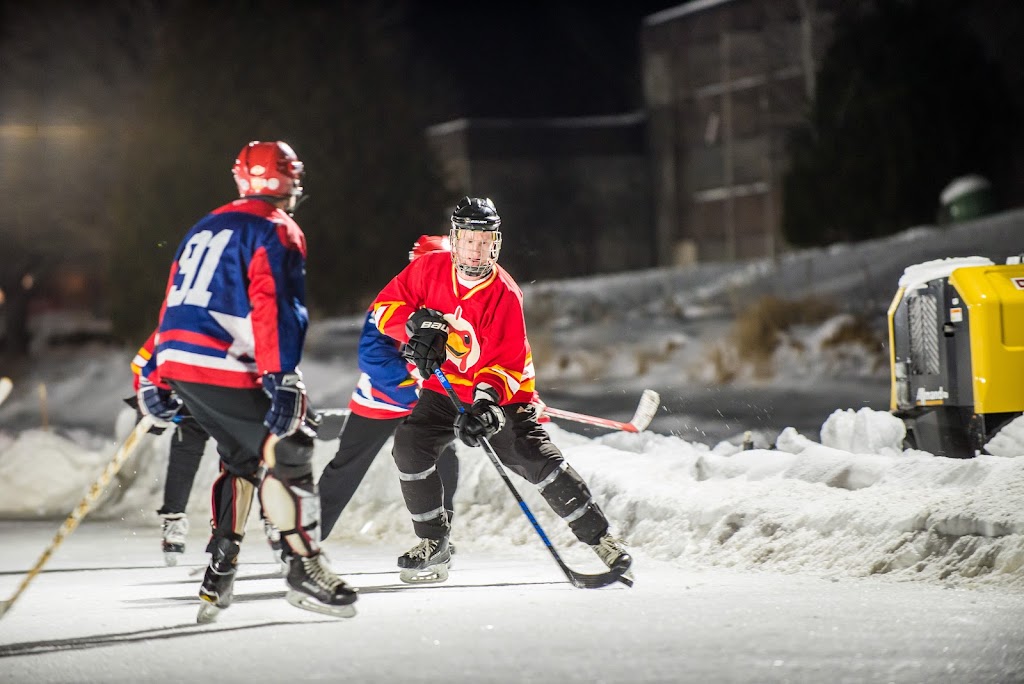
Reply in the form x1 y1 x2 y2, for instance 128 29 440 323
0 0 687 123
406 0 685 120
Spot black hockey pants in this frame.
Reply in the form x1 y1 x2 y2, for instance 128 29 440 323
157 409 214 515
168 380 322 557
319 412 458 539
392 389 610 544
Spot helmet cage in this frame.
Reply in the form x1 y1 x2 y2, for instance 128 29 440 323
449 223 501 278
449 196 501 278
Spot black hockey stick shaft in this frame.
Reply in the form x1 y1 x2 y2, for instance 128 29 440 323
433 369 629 589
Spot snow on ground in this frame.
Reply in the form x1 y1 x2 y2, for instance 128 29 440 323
1 395 1022 590
2 211 1024 590
1 214 1024 681
3 521 1021 684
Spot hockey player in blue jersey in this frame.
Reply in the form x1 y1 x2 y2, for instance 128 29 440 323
318 235 459 540
130 331 285 569
138 140 356 621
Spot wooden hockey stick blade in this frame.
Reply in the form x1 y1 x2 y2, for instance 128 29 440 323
628 389 661 431
542 389 661 433
0 377 12 408
0 415 155 619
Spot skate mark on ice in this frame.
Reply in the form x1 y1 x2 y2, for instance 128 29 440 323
124 590 292 608
0 564 181 576
0 619 337 658
357 579 565 594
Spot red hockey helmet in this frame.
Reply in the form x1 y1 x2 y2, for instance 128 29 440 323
232 141 304 206
409 234 451 262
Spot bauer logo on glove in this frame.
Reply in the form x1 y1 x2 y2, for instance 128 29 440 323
404 308 449 379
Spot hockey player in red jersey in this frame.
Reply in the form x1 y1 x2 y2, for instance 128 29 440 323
141 141 356 620
371 196 633 584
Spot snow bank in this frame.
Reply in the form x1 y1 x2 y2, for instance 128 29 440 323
2 408 1021 589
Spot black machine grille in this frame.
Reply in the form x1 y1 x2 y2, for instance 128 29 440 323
908 293 940 375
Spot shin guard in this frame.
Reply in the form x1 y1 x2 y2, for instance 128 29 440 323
537 463 609 545
260 469 321 557
207 470 258 552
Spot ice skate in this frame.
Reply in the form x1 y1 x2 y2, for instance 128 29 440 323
285 551 357 618
397 537 451 584
160 513 189 566
591 534 634 587
196 539 239 623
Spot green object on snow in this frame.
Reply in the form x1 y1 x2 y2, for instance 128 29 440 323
939 174 994 223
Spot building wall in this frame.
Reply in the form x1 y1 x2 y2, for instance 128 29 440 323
642 0 839 265
426 116 653 282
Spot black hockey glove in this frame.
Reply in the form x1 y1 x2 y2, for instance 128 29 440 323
404 308 449 379
454 385 506 447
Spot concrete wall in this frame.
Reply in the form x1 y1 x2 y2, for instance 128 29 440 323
426 115 654 282
642 0 839 265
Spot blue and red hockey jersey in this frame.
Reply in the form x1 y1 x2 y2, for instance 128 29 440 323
154 198 308 389
129 329 159 391
348 310 421 419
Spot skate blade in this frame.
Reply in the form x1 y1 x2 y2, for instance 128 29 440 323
398 563 449 585
285 590 357 618
164 552 181 567
196 598 221 624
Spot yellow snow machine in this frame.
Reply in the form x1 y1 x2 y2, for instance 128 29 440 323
888 256 1024 457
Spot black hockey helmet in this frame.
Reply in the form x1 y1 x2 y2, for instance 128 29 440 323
451 197 501 230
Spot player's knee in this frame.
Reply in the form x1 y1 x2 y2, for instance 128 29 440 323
269 461 312 482
265 428 315 470
537 463 607 544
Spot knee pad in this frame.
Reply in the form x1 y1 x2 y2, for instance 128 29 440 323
209 470 258 543
259 471 320 556
262 422 316 470
538 463 608 545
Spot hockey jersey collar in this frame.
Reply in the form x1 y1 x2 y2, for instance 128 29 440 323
211 197 288 221
450 263 497 299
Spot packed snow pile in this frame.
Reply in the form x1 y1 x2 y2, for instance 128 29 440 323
2 406 1021 589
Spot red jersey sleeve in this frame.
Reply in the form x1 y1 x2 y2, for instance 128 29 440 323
371 258 425 342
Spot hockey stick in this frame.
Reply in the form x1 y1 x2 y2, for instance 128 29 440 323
540 389 661 433
433 369 632 589
0 377 12 408
313 389 661 437
0 415 156 619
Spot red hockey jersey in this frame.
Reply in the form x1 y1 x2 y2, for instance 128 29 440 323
371 251 536 405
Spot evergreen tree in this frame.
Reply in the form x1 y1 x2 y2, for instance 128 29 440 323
782 0 1015 246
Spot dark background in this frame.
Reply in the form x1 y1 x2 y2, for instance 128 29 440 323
0 0 1022 358
405 0 682 118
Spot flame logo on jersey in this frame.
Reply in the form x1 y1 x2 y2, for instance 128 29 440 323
444 306 480 373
